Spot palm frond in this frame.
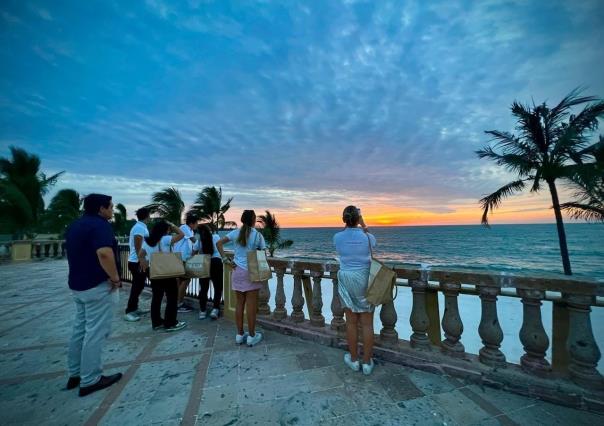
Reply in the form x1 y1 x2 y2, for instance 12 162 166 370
560 202 604 222
548 87 599 128
479 179 527 226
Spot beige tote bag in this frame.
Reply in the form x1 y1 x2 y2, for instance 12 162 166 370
365 234 397 306
185 254 211 278
247 231 273 282
150 241 185 280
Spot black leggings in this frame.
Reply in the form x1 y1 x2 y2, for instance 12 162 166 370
151 278 178 328
199 257 224 312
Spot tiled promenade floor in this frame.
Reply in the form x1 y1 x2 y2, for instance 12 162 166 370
1 260 603 425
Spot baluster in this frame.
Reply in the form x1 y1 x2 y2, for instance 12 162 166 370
440 280 465 357
478 286 506 367
409 278 431 349
518 289 551 375
43 243 50 258
61 242 66 257
258 280 271 316
52 242 58 257
290 269 305 322
272 267 287 321
379 299 398 343
35 243 41 258
309 271 325 327
330 272 346 331
565 294 604 389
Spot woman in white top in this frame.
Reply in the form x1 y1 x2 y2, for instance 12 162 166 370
333 206 376 375
138 221 186 332
196 224 223 320
216 210 266 347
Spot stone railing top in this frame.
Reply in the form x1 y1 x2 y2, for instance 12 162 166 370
265 256 604 297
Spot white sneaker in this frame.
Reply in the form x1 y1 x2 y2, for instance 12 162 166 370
209 308 219 320
235 332 249 345
124 312 140 322
362 359 375 375
246 332 263 347
198 310 207 320
344 352 360 372
165 321 187 332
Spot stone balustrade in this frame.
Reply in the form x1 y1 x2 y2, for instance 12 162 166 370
248 256 604 412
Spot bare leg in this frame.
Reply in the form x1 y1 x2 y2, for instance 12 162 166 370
235 291 246 335
344 309 359 361
360 312 374 364
245 290 259 336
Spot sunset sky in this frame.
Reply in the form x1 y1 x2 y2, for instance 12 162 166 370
1 1 603 227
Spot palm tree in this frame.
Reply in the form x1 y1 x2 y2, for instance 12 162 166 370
258 210 293 256
0 146 63 238
560 136 604 222
476 90 604 275
40 188 81 236
190 186 235 230
112 203 132 236
143 187 185 225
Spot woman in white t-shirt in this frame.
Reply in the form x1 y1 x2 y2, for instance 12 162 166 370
195 224 223 320
216 210 266 347
138 221 186 332
333 206 376 375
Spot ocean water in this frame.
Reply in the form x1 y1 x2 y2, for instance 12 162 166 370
271 223 604 280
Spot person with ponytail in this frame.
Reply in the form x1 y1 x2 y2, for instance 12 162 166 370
333 205 377 375
216 210 266 346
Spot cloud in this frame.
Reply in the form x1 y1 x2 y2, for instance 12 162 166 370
2 0 603 225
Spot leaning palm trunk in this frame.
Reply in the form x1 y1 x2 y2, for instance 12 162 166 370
548 180 572 275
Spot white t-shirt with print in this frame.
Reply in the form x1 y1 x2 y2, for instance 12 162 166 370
226 228 266 270
173 224 195 261
141 235 173 266
128 221 149 262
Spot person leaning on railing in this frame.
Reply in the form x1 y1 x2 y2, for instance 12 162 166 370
333 205 376 375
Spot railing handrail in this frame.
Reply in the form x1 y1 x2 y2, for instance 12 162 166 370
265 256 604 296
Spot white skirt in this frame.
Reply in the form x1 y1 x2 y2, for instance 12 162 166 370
337 268 374 313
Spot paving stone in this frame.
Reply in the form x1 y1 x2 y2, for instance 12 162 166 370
297 350 331 370
465 383 537 414
431 389 492 425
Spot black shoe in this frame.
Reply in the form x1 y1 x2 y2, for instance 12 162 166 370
66 376 80 390
78 373 123 397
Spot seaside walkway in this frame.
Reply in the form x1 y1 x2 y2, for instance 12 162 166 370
1 261 603 425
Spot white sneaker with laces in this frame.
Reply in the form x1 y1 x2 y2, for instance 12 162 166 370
344 352 360 371
246 332 263 347
124 312 140 322
362 359 375 375
235 332 249 345
210 308 219 320
198 310 207 320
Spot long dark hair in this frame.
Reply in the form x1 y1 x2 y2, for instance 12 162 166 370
198 224 214 255
236 210 256 247
146 221 169 247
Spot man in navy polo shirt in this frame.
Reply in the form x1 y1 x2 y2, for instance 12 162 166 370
65 193 123 397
